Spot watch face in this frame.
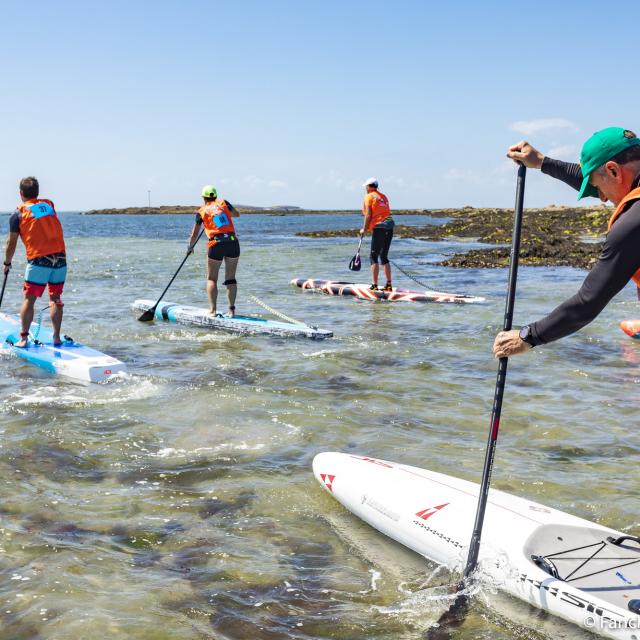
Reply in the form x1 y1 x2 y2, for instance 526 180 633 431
519 326 530 341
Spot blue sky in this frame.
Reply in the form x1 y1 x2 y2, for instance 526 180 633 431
1 0 638 211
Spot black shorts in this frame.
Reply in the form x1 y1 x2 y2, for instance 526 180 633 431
208 239 240 261
370 226 393 265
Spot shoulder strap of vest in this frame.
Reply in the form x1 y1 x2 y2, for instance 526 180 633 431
608 186 640 231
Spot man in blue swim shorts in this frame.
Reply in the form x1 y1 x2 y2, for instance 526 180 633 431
3 177 67 347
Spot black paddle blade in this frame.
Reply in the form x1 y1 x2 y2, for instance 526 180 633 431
424 591 470 639
348 253 361 271
137 308 156 322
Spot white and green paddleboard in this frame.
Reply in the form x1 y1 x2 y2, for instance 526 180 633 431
132 299 333 340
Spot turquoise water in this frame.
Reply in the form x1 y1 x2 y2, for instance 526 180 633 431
0 213 638 639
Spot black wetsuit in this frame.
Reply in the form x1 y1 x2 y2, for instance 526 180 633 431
526 159 640 346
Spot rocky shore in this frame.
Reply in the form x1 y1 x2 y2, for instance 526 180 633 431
297 205 612 268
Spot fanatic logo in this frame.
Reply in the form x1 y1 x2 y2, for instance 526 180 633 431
319 473 336 492
415 503 449 520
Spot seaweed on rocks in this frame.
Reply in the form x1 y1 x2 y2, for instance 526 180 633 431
296 205 612 268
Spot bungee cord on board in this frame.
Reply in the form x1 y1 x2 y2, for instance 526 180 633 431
249 294 315 329
390 259 435 291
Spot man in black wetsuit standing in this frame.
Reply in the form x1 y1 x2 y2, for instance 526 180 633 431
493 126 640 358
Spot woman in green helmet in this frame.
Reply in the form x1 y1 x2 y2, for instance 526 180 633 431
187 185 241 316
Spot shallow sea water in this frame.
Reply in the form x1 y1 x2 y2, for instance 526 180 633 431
0 212 638 640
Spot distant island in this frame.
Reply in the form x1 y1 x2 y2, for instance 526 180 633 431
82 203 613 268
83 205 430 216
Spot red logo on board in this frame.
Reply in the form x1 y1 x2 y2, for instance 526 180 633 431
350 456 393 468
415 503 449 520
320 473 336 492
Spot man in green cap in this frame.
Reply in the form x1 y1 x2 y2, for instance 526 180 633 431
493 127 640 357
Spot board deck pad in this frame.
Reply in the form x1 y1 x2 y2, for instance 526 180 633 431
131 299 333 340
0 312 126 383
291 278 485 304
313 451 640 639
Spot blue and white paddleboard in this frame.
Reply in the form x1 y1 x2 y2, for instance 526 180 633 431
0 312 127 383
131 299 333 340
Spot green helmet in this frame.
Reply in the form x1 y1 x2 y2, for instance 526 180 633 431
201 185 217 199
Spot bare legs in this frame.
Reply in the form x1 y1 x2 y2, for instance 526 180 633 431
15 295 63 347
370 263 379 287
224 257 238 316
207 259 221 314
16 295 36 347
369 263 392 289
207 256 239 316
49 295 63 344
383 262 391 285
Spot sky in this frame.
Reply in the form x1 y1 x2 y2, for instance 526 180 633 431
1 0 639 211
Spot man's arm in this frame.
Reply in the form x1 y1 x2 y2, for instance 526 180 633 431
540 157 583 192
507 140 583 191
187 214 202 254
4 232 18 273
224 200 240 219
494 203 640 356
361 202 372 236
530 205 640 343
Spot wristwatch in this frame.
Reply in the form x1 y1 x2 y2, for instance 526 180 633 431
519 325 535 348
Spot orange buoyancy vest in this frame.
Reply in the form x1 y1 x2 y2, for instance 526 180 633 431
363 191 392 231
607 186 640 288
198 200 237 247
17 199 66 260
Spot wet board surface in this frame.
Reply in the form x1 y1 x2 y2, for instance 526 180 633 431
0 312 127 383
291 278 486 304
313 451 640 639
131 299 333 340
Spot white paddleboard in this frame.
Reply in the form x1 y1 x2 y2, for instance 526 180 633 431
131 299 333 340
313 451 640 639
292 278 486 304
0 312 126 383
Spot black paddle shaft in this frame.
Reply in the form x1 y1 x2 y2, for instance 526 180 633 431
138 228 204 322
0 270 8 309
463 165 527 578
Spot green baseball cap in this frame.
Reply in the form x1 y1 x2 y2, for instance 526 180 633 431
201 185 217 198
578 127 640 199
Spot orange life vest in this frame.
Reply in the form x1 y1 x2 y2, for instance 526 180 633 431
198 200 237 247
363 191 392 231
607 186 640 288
17 199 66 260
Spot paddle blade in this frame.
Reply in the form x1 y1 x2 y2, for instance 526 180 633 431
137 308 157 322
348 253 362 271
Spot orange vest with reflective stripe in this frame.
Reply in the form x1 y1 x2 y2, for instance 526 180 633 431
198 200 237 247
363 191 392 231
17 199 66 260
607 186 640 288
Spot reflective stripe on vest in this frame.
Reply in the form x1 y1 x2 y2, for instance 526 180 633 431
608 186 640 288
18 199 66 260
198 200 237 246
